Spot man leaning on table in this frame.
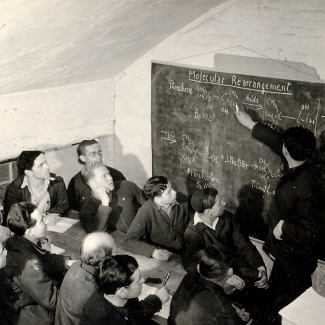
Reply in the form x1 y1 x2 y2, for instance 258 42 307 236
80 255 169 325
169 245 252 325
124 176 190 261
55 232 117 325
4 150 69 225
0 202 76 325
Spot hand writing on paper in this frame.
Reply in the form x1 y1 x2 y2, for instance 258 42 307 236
155 287 170 304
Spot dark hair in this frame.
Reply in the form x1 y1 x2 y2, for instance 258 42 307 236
81 161 106 184
191 188 219 213
7 202 38 236
198 245 230 280
77 139 99 156
283 126 316 161
143 176 168 199
17 151 44 176
97 255 138 295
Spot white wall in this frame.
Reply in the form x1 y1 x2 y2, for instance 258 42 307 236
0 80 115 183
114 0 325 187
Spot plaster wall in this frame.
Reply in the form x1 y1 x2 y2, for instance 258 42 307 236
0 80 115 183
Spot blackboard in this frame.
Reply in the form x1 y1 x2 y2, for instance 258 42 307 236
151 61 325 241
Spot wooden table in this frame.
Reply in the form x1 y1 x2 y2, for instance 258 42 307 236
49 219 187 324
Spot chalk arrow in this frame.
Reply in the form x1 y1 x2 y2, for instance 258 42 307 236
161 137 176 144
242 102 263 110
250 163 258 169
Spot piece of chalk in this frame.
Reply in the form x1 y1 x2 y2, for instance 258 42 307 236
236 104 239 112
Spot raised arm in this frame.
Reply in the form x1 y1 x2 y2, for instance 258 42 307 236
80 190 112 233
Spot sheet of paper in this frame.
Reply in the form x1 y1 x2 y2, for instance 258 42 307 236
138 284 172 319
47 217 79 233
51 244 65 255
279 287 325 325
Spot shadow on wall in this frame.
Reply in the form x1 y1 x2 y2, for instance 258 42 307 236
235 184 268 242
115 136 148 188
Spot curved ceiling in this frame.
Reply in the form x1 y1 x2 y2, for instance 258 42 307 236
0 0 225 94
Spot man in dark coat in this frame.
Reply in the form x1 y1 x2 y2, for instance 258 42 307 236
67 139 126 211
169 245 251 325
80 255 170 325
55 232 117 325
80 162 146 233
182 187 267 307
0 202 74 325
235 109 325 312
4 150 68 225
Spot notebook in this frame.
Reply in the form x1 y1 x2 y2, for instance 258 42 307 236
138 284 172 319
47 217 79 233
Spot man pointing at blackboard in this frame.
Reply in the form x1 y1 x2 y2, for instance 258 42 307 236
235 108 325 314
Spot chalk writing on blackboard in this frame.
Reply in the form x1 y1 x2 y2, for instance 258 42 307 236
152 62 325 215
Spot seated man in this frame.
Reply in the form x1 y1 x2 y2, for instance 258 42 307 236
55 232 117 325
0 202 75 325
80 162 146 233
182 188 267 293
80 255 169 325
4 150 68 224
68 139 126 211
169 245 251 325
0 239 9 325
124 176 190 261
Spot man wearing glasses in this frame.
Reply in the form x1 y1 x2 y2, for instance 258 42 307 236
68 139 126 211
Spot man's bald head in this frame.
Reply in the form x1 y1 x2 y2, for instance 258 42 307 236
80 232 116 267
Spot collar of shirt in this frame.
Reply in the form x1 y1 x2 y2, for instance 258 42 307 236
153 200 179 210
21 175 55 189
193 212 219 230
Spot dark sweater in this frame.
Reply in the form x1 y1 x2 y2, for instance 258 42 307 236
168 272 245 325
253 123 325 274
124 195 190 257
182 211 265 275
80 290 161 325
67 166 126 211
0 235 70 325
80 181 146 233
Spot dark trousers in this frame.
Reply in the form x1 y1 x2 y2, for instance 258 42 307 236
267 260 313 313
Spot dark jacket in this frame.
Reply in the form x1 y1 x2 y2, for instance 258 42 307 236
80 181 146 233
0 235 70 325
168 272 245 325
80 290 161 325
4 173 69 224
55 262 98 325
67 166 126 211
182 211 265 276
124 195 191 258
252 123 325 274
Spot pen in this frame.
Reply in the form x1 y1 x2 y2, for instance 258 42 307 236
163 272 171 286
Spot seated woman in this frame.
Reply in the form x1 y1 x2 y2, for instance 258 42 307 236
124 176 190 261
